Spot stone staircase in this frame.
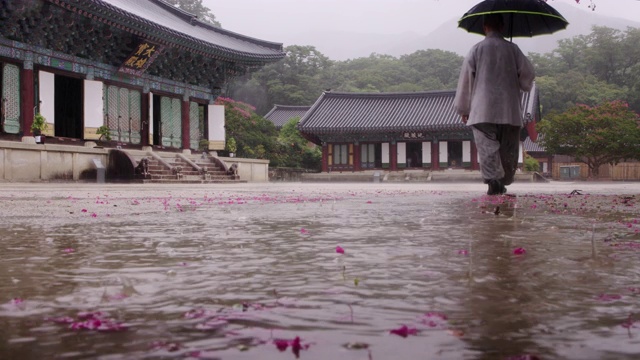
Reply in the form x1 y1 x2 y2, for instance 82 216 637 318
139 153 243 184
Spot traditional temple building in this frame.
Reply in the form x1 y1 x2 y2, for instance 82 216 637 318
297 86 540 173
0 0 284 182
264 105 311 130
0 0 284 151
523 136 551 176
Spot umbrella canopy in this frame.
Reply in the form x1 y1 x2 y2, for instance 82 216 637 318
458 0 569 38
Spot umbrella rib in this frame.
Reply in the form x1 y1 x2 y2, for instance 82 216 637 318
460 10 567 24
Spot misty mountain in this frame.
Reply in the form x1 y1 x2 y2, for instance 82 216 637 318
291 3 640 60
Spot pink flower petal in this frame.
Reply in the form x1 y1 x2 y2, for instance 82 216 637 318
389 325 418 338
274 339 289 351
10 298 24 305
336 246 345 254
596 293 622 302
512 247 527 255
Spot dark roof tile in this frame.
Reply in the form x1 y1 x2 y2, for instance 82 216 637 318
524 136 546 152
264 105 311 129
298 90 464 134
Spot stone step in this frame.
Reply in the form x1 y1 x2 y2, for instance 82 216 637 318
142 179 247 184
137 155 240 184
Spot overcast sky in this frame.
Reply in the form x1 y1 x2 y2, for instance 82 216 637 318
205 0 640 45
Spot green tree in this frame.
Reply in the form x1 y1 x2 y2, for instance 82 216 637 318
533 26 640 114
537 100 640 177
215 97 278 160
400 49 464 89
277 117 321 170
164 0 220 26
523 154 540 172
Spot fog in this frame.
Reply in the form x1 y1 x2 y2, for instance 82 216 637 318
206 0 640 46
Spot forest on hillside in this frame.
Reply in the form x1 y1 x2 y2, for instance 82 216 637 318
227 26 640 119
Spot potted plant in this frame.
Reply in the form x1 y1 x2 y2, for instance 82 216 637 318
226 137 237 157
96 125 112 141
31 113 48 144
198 138 210 152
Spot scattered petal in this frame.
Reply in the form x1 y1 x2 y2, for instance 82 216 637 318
336 246 345 254
512 247 527 255
389 325 418 338
505 355 541 360
274 339 289 352
595 293 622 302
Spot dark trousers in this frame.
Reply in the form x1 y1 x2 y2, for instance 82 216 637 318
471 123 520 185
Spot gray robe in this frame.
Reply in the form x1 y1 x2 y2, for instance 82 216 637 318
454 31 535 126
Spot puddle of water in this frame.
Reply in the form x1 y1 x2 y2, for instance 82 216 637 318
1 186 639 360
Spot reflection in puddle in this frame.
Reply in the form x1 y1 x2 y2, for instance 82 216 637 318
1 187 639 359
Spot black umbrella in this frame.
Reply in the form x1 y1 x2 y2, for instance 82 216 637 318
458 0 569 39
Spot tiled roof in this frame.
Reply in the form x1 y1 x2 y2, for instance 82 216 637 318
298 86 539 135
298 90 462 135
93 0 285 62
524 136 546 152
264 105 311 129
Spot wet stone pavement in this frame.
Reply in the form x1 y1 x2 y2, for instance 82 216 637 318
0 182 639 360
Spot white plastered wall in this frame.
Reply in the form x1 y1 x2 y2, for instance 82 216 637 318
397 142 406 166
84 80 103 128
422 141 431 164
463 141 471 163
381 143 390 164
38 71 55 131
439 141 448 164
208 104 225 150
209 105 225 141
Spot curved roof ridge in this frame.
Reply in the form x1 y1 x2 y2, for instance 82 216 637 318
272 104 313 109
96 0 285 61
324 90 456 97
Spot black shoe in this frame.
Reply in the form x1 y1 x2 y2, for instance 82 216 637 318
487 180 506 195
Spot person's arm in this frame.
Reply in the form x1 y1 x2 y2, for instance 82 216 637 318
454 50 475 121
516 48 535 92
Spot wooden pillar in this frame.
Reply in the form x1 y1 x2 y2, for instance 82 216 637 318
141 92 150 147
181 99 190 150
353 143 360 171
21 66 35 136
321 143 328 172
390 142 397 171
471 141 479 170
431 141 440 170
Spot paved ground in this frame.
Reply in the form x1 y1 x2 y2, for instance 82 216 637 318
0 180 638 195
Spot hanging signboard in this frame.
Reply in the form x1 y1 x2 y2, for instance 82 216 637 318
402 132 426 140
118 40 164 76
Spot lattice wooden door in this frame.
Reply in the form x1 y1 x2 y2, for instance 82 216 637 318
160 96 181 148
189 102 203 150
104 85 141 144
2 63 21 134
